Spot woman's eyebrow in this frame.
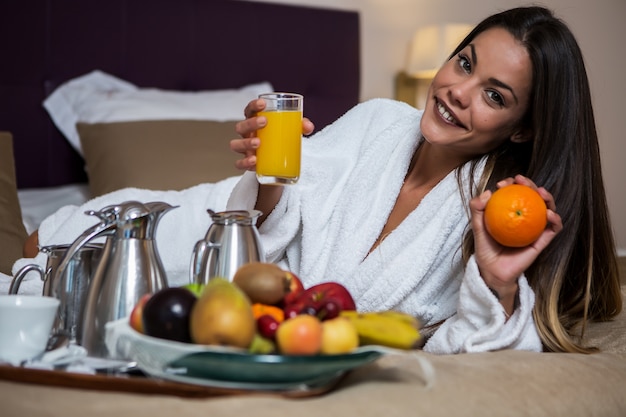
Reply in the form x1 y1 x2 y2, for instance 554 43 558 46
470 43 477 65
471 43 519 105
489 78 519 104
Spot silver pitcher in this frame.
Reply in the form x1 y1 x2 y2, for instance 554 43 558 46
9 243 103 343
191 209 265 284
55 201 177 357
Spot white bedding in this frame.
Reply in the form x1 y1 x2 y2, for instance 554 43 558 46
44 70 273 155
18 184 90 234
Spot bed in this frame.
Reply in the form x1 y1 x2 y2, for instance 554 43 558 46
1 1 625 415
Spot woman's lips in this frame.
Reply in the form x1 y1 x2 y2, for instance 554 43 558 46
436 99 465 128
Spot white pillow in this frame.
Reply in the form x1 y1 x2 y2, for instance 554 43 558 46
43 70 273 155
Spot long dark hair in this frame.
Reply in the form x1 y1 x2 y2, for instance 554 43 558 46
457 6 621 352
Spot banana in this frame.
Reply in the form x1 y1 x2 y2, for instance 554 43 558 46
340 310 420 328
375 310 421 327
339 310 422 350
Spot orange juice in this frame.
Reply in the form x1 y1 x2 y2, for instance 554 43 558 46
256 109 302 184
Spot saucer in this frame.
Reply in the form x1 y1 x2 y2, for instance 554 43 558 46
40 344 88 366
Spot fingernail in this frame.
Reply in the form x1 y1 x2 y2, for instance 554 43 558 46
257 116 267 126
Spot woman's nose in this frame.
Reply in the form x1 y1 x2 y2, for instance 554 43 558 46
448 80 472 109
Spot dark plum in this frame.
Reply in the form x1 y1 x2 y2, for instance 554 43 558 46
142 287 197 343
317 299 340 321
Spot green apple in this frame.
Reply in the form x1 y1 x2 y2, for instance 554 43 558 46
183 282 206 298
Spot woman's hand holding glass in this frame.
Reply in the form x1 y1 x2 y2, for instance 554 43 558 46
230 98 315 172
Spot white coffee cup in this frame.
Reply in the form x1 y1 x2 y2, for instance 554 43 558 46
0 295 60 365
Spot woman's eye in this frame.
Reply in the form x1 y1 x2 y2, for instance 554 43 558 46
457 54 471 73
486 90 505 106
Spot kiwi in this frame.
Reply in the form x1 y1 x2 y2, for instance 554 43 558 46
232 262 289 305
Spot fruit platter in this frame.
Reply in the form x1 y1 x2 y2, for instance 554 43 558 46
106 263 424 392
107 319 387 391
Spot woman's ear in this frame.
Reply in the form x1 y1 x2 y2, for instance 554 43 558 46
510 129 532 143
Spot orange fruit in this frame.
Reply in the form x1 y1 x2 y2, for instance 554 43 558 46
484 184 548 248
275 314 323 355
251 303 285 323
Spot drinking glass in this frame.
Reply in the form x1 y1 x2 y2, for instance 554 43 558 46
256 93 303 185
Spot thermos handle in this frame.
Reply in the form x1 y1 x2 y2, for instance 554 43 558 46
8 264 45 294
53 221 116 300
190 240 221 285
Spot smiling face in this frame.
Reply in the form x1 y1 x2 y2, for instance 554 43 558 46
420 27 533 160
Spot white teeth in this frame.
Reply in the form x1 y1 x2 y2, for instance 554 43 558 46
437 102 457 124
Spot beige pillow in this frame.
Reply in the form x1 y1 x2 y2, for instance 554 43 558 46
78 120 242 197
0 132 28 275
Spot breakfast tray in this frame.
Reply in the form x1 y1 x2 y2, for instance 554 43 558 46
0 319 394 398
0 364 343 398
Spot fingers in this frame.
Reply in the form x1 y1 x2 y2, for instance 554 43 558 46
236 115 267 139
230 137 259 154
496 174 557 213
513 174 558 213
496 174 533 189
244 98 266 119
239 98 315 138
236 99 267 138
303 118 315 135
530 208 562 253
536 187 557 212
469 189 493 247
546 208 563 234
234 155 257 171
237 115 314 138
230 137 260 172
471 189 491 211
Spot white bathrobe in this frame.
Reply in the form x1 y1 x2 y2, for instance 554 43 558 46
227 98 541 353
2 179 241 295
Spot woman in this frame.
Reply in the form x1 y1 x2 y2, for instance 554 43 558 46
228 6 622 353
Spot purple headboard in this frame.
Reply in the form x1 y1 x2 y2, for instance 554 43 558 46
0 0 360 189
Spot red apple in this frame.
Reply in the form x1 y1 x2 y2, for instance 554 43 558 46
284 282 356 320
282 271 305 306
129 293 152 333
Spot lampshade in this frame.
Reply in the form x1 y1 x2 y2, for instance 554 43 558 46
405 23 473 79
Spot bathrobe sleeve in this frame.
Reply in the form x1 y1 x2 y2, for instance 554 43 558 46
225 170 304 270
424 255 542 353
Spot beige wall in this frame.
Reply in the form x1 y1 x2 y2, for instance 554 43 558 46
243 0 626 254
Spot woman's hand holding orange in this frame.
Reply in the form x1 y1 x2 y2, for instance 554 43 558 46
470 174 563 313
230 98 314 172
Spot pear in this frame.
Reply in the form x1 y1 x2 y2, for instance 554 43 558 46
248 333 276 354
189 277 256 348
